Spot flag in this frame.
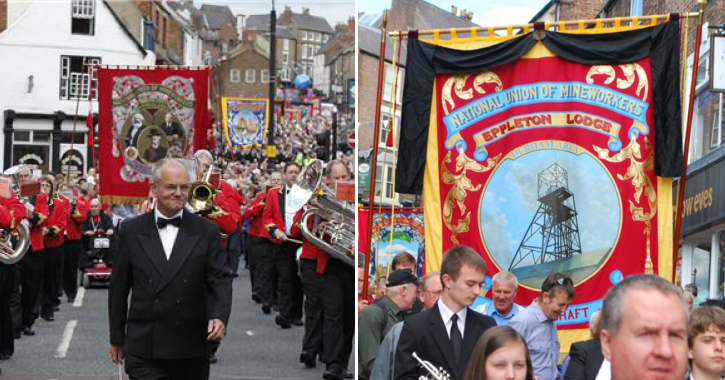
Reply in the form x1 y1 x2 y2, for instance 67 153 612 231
97 67 211 204
395 19 682 349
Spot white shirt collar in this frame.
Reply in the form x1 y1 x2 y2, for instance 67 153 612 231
154 207 184 222
437 298 467 327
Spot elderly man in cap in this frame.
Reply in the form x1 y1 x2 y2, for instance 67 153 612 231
358 269 419 380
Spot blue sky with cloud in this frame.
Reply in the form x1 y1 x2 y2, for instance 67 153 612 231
480 149 621 268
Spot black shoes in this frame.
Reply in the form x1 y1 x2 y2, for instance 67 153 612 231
22 327 35 336
209 353 218 364
323 366 344 380
275 315 292 329
262 305 271 314
251 294 261 304
67 298 75 303
299 351 316 368
291 318 303 326
41 314 54 322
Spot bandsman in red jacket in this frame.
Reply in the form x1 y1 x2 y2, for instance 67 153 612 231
244 173 282 314
38 176 69 322
60 183 89 303
262 163 303 329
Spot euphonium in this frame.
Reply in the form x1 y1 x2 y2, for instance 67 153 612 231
0 165 31 264
293 160 355 267
188 161 218 214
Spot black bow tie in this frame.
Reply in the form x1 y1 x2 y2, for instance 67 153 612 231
157 216 182 229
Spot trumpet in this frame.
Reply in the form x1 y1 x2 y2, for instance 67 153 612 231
412 352 451 380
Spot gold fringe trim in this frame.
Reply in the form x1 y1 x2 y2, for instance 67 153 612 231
100 195 146 205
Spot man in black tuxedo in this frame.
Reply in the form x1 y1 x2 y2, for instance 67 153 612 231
394 245 496 380
108 158 232 380
563 311 604 380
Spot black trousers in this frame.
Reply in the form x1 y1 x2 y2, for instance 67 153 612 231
245 235 256 292
300 258 323 359
251 237 275 307
10 265 22 334
272 241 300 321
41 246 62 318
125 353 209 380
0 263 16 357
227 228 242 276
63 239 82 301
19 249 44 327
321 259 354 370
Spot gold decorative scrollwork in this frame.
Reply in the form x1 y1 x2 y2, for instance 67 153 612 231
442 71 503 115
441 149 500 245
592 133 656 273
586 64 649 101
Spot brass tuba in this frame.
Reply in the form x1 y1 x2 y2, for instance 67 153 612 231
188 151 218 214
293 160 355 267
0 165 31 264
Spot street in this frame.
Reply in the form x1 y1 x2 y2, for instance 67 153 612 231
1 268 327 380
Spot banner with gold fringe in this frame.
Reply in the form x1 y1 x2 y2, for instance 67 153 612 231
396 19 682 352
97 67 211 204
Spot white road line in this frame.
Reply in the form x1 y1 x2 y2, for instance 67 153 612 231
73 287 85 307
246 330 255 336
55 320 77 358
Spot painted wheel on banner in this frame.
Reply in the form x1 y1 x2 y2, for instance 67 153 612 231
124 147 138 161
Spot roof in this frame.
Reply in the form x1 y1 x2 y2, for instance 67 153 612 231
225 36 270 61
245 15 295 39
102 0 147 56
200 4 235 30
358 23 407 67
413 0 478 30
290 13 334 34
529 0 557 23
358 12 383 28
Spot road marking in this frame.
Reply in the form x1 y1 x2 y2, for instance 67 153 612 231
55 320 77 358
246 330 255 336
73 287 85 307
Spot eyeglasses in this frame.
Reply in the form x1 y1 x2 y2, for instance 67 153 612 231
160 184 190 192
542 277 573 292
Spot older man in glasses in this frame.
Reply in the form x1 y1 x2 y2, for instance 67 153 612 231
509 273 576 380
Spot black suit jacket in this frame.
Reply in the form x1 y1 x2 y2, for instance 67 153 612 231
108 210 232 360
564 339 604 380
394 303 497 380
162 121 184 138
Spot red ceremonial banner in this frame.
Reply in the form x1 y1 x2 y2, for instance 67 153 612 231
97 68 210 204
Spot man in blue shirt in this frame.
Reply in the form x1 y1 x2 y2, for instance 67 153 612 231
509 273 575 380
474 271 521 326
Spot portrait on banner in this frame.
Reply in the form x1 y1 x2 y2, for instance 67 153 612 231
222 98 268 148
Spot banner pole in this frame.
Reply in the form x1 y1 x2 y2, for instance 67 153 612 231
363 11 388 300
673 0 707 282
67 57 88 179
388 12 699 37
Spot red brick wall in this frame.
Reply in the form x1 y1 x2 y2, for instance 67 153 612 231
219 19 238 51
558 0 610 20
388 0 416 32
0 0 7 33
219 47 268 98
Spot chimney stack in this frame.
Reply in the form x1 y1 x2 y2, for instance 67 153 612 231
451 5 458 15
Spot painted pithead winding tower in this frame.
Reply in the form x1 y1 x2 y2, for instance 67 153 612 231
508 163 583 270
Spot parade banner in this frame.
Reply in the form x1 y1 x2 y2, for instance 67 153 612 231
358 207 426 278
221 97 268 149
395 20 683 347
98 67 211 203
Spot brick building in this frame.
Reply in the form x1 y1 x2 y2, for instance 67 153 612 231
358 0 476 206
244 14 298 83
217 29 270 99
130 0 185 64
277 7 334 77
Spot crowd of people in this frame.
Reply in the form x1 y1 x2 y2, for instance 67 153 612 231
358 245 723 380
0 112 355 379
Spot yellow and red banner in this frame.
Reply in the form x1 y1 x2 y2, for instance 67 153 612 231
97 67 211 204
396 20 682 347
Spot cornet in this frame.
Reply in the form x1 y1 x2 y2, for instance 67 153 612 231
412 352 451 380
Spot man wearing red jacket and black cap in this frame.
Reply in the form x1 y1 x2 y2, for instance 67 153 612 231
262 163 303 329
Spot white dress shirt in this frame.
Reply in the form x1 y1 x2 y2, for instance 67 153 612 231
437 298 467 338
155 207 183 260
284 186 295 235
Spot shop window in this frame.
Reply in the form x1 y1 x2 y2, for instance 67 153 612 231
13 131 30 142
34 131 51 142
691 245 712 304
71 0 95 35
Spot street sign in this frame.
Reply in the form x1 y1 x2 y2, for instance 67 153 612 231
347 130 355 149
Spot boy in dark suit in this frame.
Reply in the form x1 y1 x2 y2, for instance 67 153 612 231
394 245 496 380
